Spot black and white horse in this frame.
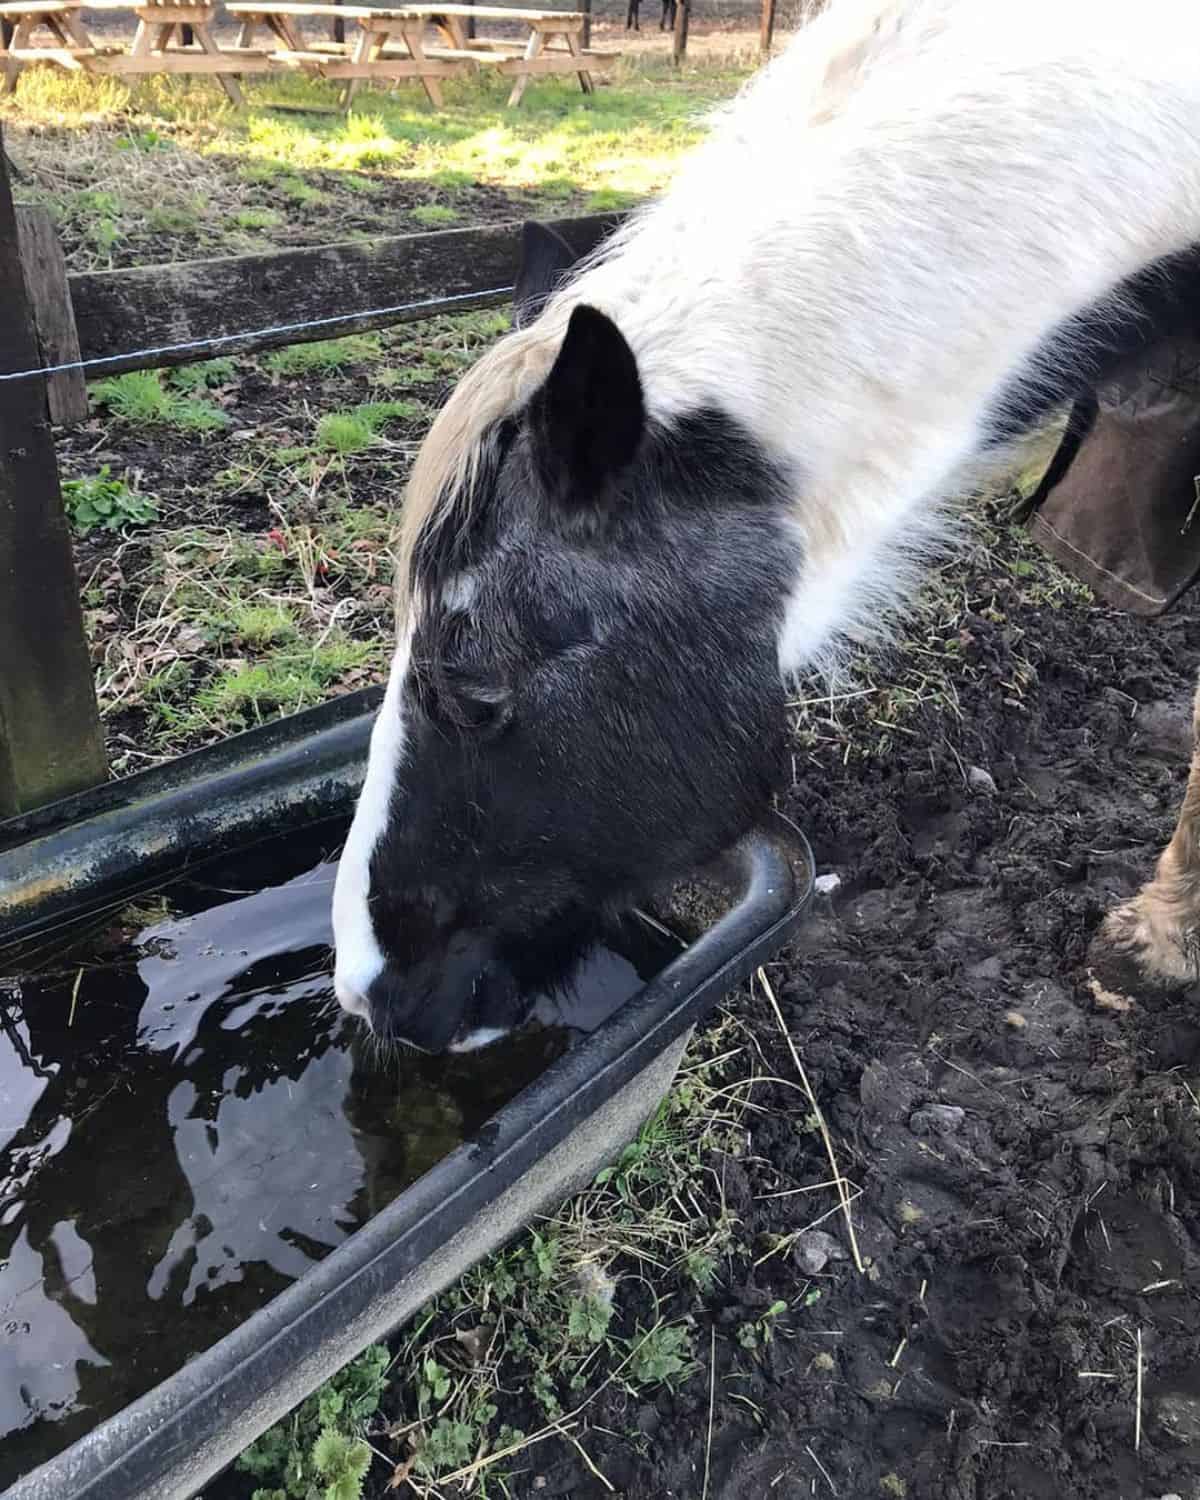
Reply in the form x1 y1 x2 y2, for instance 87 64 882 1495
333 0 1200 1053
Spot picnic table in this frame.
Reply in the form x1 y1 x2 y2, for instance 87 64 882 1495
0 0 613 106
225 2 612 106
0 0 270 101
0 0 112 91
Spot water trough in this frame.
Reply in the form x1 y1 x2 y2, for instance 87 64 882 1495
0 693 812 1500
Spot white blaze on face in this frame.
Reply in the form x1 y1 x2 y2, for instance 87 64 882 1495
332 628 413 1022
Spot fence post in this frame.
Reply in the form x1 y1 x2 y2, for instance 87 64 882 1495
0 126 106 815
581 0 591 50
759 0 776 58
671 0 688 64
14 206 88 426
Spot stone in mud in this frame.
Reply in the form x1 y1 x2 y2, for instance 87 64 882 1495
1154 1392 1200 1446
908 1103 966 1137
793 1229 847 1274
967 765 998 794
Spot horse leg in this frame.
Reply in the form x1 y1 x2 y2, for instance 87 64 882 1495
1092 674 1200 995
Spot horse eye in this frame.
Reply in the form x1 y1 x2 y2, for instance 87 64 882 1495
452 682 515 739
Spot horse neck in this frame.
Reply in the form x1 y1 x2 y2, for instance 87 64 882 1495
556 1 1200 675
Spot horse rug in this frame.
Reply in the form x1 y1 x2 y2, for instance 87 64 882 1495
1022 336 1200 616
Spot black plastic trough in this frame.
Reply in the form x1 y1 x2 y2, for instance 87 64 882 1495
0 694 812 1500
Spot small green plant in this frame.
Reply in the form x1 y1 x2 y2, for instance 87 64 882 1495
236 1344 389 1500
315 400 419 454
264 335 381 378
315 411 374 455
567 1294 613 1348
626 1322 694 1387
91 370 229 432
235 206 284 231
410 203 460 227
220 600 298 647
145 203 199 234
736 1300 789 1352
280 176 328 207
62 467 159 534
167 358 237 394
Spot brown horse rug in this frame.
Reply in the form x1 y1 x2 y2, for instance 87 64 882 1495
1020 335 1200 616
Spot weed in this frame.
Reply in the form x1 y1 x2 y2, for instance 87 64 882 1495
62 467 159 534
627 1321 695 1385
220 600 298 648
236 1344 389 1500
195 637 375 727
315 400 420 453
167 357 237 394
145 203 199 234
235 206 284 230
315 411 374 454
280 176 328 207
410 203 460 227
428 167 474 191
567 1294 613 1348
91 370 229 432
265 335 382 378
736 1300 789 1352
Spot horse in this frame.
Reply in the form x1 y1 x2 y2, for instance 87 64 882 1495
625 0 677 32
332 0 1200 1054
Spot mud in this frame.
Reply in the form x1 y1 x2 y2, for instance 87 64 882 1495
463 534 1200 1499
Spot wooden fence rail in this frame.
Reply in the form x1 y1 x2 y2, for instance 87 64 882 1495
0 120 622 814
68 211 622 375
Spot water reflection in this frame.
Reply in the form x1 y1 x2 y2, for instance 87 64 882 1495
0 829 677 1488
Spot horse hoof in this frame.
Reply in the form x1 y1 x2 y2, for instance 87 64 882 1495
1085 902 1197 1010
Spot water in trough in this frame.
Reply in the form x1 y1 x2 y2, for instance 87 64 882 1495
0 822 680 1488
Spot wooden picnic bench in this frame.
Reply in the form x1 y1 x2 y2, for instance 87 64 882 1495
93 0 273 104
0 0 613 107
226 2 463 106
226 1 614 107
0 0 116 92
405 5 609 106
0 0 271 101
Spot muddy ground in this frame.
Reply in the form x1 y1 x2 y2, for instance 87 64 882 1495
493 557 1200 1500
348 531 1200 1500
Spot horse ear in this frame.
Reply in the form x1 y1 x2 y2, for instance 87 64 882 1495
527 304 644 507
513 221 578 330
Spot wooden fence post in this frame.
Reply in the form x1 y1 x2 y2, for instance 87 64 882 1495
671 0 688 64
581 0 591 50
14 206 88 426
759 0 776 58
0 127 106 815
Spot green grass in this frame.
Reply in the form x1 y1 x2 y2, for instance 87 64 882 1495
189 636 376 727
234 205 285 230
90 370 230 433
7 54 751 272
264 335 382 378
315 399 424 452
409 202 460 227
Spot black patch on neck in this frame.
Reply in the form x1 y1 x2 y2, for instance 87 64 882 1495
987 244 1200 444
